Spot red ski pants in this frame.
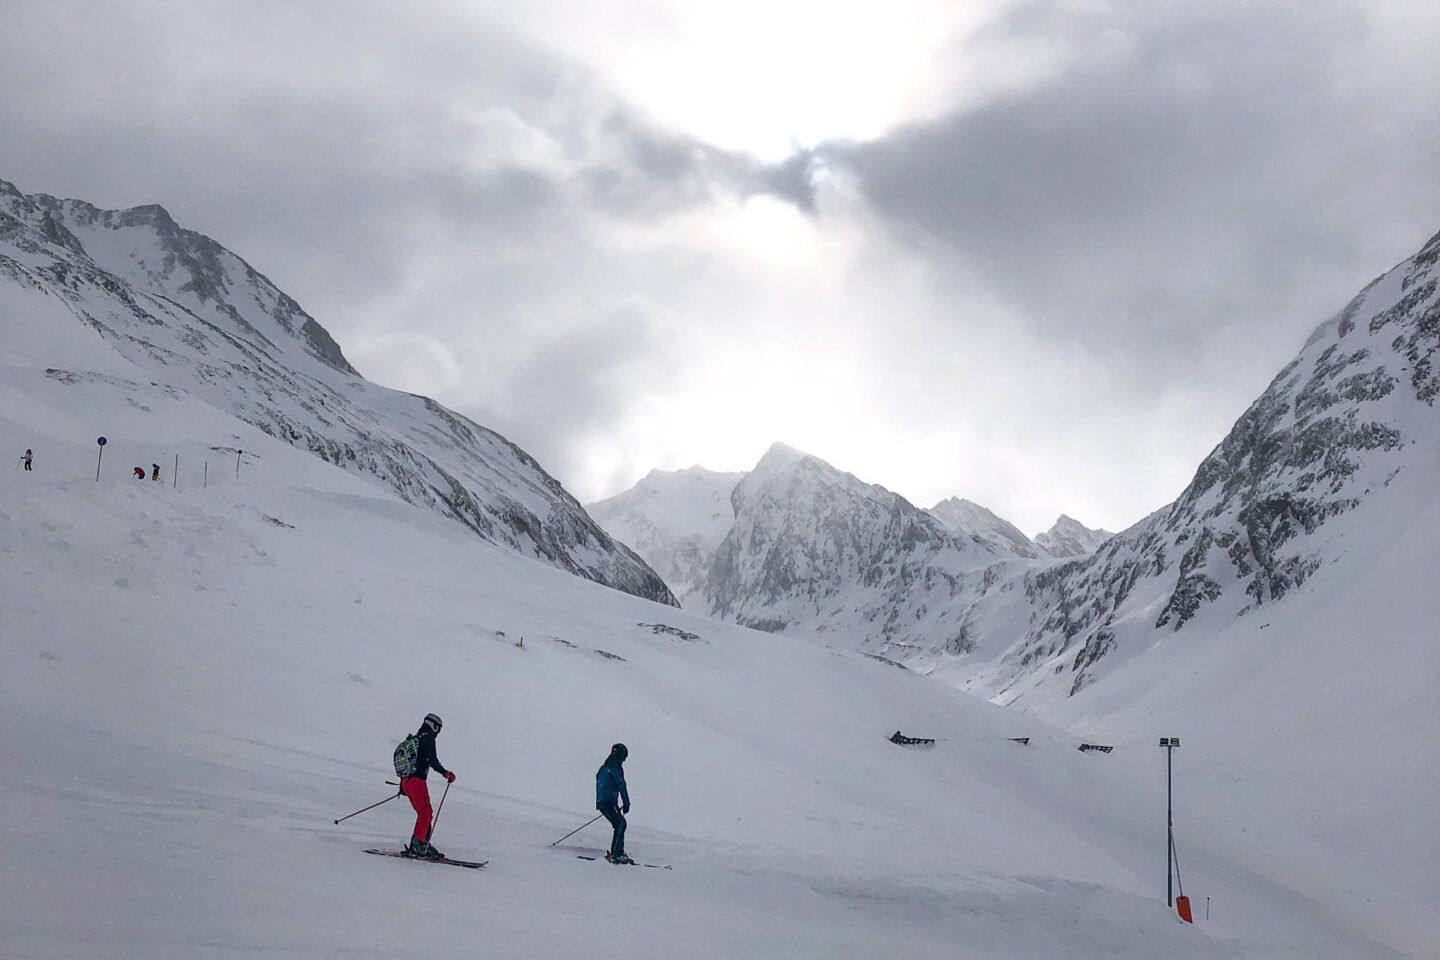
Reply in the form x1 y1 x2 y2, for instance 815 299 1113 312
400 777 433 842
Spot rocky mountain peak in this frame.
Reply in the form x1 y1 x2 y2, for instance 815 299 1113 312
0 178 675 606
1033 515 1112 558
704 446 1003 645
928 496 1042 559
587 465 745 609
1 180 359 377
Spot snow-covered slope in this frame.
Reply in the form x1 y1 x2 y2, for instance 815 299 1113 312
2 290 1430 959
1033 514 1113 557
1023 464 1440 960
587 466 743 608
0 178 675 606
927 496 1046 558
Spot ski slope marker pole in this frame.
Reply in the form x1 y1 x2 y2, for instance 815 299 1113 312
428 779 451 842
334 789 401 825
550 813 604 847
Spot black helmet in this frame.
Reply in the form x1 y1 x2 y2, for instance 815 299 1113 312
422 713 443 734
610 743 628 762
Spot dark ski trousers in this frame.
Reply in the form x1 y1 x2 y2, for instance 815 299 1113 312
400 776 433 842
600 806 626 858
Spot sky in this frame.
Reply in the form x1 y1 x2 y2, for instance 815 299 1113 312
2 0 1438 535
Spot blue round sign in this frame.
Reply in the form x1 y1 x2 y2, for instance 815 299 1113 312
97 437 107 446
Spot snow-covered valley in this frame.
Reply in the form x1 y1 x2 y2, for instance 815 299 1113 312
3 339 1429 959
2 183 1437 959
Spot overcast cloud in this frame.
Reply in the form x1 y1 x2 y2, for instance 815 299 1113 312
810 0 1440 388
2 0 1437 534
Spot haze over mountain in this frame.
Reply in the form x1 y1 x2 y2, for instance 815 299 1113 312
0 178 675 605
587 465 745 608
594 226 1440 721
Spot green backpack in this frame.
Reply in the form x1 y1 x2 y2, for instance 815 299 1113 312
393 734 420 778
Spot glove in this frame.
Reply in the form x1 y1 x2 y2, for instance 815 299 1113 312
621 803 630 814
444 770 456 783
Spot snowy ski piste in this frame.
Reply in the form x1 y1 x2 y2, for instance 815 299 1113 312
2 279 1433 958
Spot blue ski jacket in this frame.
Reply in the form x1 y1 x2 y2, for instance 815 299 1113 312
595 759 629 811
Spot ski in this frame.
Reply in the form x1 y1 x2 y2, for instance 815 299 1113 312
576 854 671 869
364 848 487 869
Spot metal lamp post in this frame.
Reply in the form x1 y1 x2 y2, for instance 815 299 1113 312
1160 736 1180 906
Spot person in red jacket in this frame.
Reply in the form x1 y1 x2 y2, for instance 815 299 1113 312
401 713 455 859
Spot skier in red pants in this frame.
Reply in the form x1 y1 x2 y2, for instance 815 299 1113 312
397 713 454 859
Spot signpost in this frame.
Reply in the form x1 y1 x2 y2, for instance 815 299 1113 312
94 436 107 481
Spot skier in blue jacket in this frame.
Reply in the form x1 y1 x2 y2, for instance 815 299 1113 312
595 743 631 864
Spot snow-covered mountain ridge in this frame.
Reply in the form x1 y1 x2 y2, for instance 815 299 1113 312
591 229 1439 719
589 451 1111 629
970 227 1440 702
703 443 1012 646
926 496 1045 558
0 178 675 605
927 497 1111 559
1033 514 1113 557
587 465 744 608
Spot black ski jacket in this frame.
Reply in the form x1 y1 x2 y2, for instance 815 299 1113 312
411 727 450 781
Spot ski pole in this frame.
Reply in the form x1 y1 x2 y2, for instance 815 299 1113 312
428 779 452 842
550 813 604 847
334 788 402 825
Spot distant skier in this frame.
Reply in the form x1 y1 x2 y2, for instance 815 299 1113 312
133 466 146 480
22 448 32 471
151 463 160 482
595 743 632 864
395 713 455 859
